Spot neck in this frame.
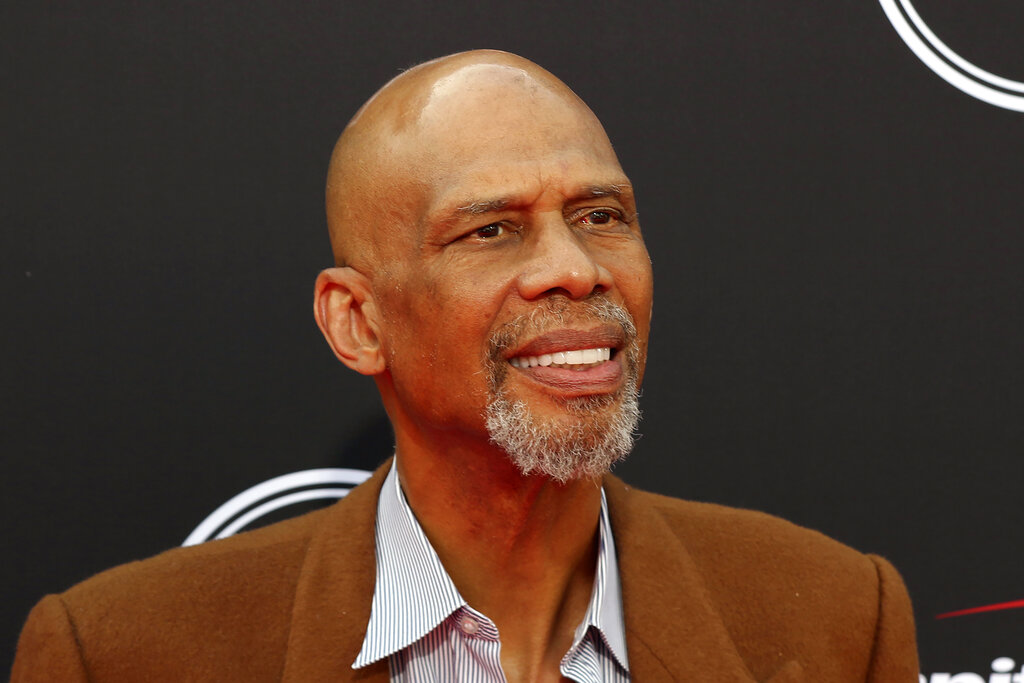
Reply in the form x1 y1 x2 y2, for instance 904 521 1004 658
395 434 603 682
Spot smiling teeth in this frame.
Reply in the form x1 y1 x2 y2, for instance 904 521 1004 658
509 347 612 368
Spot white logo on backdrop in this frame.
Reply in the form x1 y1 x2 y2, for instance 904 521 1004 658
920 657 1024 683
879 0 1024 112
183 468 372 546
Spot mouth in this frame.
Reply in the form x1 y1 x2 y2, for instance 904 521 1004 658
501 326 626 395
509 347 613 370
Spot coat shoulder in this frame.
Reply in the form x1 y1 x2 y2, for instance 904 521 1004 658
14 462 390 682
605 478 918 680
616 483 879 581
64 503 328 611
44 507 331 680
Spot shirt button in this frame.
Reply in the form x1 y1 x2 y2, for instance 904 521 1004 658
460 616 479 635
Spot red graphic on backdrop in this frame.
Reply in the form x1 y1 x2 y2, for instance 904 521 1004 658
936 599 1024 620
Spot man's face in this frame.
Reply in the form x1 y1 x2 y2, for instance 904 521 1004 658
369 66 653 473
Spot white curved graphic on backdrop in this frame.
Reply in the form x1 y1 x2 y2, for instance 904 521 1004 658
879 0 1024 112
183 468 372 546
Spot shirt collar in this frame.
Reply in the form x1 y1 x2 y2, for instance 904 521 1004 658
354 460 629 672
576 487 630 671
352 461 465 668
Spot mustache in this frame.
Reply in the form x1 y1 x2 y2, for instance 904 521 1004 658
486 295 638 363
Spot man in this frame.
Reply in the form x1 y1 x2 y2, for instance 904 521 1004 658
12 50 919 681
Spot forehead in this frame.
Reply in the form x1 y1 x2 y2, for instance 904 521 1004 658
403 69 627 218
424 152 632 226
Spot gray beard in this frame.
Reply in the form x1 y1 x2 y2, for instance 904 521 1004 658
483 297 643 484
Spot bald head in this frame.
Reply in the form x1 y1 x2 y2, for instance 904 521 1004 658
324 50 619 272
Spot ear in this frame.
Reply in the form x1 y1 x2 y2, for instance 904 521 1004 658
313 267 386 375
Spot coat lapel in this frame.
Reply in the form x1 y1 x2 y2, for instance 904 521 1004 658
281 460 391 683
604 475 760 682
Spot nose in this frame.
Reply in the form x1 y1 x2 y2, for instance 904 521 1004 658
515 217 614 300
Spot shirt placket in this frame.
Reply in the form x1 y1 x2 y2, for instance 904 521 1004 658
451 606 506 682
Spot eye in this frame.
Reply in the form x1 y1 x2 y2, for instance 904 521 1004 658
583 210 614 225
462 222 521 243
576 208 628 230
474 223 506 239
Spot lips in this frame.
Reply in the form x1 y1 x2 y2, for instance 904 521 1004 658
506 325 624 359
504 325 626 395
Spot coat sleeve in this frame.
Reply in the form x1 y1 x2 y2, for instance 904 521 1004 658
866 555 920 683
10 594 91 683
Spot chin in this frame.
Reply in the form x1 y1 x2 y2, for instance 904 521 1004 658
485 380 641 485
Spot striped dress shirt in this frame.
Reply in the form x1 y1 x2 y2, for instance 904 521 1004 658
353 462 631 682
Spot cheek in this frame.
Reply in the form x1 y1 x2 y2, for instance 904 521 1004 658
612 248 654 313
374 276 442 376
383 253 521 368
425 261 514 333
611 251 655 357
382 278 502 387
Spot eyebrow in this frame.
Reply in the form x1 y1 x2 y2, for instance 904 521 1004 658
438 183 634 226
454 198 512 216
582 184 629 200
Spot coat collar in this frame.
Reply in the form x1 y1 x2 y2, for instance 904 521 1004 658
281 460 391 682
280 461 786 682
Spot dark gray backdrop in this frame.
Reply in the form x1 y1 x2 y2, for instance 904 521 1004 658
3 1 1022 677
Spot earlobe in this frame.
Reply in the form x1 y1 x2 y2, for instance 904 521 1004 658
313 267 386 375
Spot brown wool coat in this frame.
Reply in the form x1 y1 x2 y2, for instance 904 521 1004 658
12 462 919 682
